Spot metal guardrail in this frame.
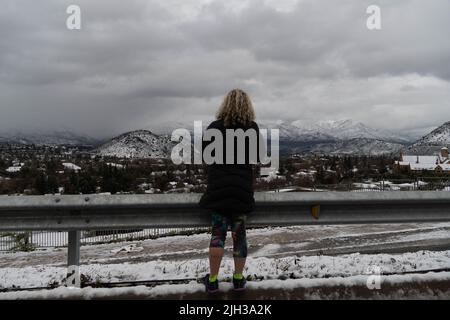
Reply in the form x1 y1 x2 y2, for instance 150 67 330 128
1 191 450 287
0 228 209 252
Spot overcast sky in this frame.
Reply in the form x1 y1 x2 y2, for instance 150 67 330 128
1 0 449 139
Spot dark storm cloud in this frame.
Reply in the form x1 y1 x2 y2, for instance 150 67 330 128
0 0 449 138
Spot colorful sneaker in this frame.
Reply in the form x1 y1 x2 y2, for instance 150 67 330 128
232 275 246 292
204 274 219 293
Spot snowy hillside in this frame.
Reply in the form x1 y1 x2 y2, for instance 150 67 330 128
261 119 413 143
0 119 414 156
145 119 412 156
148 119 412 142
411 121 450 147
95 130 173 159
268 120 410 155
407 121 450 154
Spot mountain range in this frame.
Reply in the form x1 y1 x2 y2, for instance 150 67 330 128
259 119 413 155
406 121 450 155
149 119 414 142
3 119 450 158
143 119 414 156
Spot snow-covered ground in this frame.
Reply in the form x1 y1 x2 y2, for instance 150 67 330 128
2 271 450 300
1 249 450 290
1 223 449 299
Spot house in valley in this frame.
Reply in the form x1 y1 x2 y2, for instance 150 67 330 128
396 147 450 172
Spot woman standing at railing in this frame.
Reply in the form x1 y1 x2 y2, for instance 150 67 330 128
199 89 261 293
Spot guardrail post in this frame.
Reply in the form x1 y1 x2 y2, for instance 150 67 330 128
66 230 81 288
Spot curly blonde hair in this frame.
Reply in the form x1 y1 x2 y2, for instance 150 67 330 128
216 89 256 127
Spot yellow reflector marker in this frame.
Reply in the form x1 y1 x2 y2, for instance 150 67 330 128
311 204 320 220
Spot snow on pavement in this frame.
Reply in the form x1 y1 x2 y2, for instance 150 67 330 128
1 250 450 290
2 271 450 300
0 223 449 298
2 222 450 268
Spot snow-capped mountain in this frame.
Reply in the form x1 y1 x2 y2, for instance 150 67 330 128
95 130 173 159
261 119 412 143
0 129 101 146
149 119 413 142
260 119 411 155
407 121 450 154
412 121 450 146
310 138 405 156
1 118 415 156
144 118 413 156
279 138 406 156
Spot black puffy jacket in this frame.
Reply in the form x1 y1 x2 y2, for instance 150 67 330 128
199 119 261 216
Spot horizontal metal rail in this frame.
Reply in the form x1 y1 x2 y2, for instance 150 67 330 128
1 191 450 231
1 191 450 287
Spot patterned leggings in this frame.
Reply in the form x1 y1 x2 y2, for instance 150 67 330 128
209 213 248 258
